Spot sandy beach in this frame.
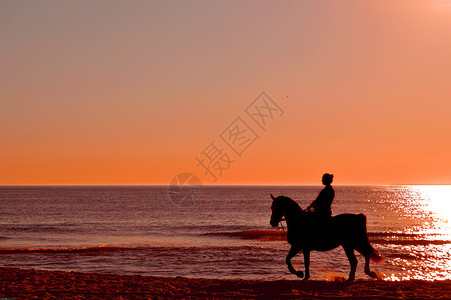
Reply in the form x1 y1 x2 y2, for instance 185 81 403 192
0 267 450 299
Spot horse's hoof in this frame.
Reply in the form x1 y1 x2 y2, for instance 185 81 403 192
346 277 355 282
367 271 378 278
295 271 304 278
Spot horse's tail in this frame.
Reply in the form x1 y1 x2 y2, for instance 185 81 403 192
368 245 383 264
358 214 383 264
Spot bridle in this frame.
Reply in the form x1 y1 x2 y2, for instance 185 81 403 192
277 217 288 242
271 195 307 243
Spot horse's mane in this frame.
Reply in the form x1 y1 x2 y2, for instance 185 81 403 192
276 195 304 215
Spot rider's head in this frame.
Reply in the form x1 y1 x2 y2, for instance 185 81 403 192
322 173 333 186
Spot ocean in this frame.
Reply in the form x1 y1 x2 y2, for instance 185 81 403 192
0 185 450 281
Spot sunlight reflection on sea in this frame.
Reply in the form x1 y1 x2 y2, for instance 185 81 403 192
382 185 451 281
412 185 451 230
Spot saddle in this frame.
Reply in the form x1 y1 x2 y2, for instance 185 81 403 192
303 212 333 242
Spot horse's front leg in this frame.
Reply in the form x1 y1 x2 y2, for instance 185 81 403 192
303 250 311 280
286 246 304 278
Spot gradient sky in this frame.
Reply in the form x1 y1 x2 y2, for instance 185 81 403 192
1 0 451 185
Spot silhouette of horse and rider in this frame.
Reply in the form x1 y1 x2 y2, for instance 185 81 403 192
270 173 382 281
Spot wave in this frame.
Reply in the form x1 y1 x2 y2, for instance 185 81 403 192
0 245 133 254
1 231 448 256
204 230 450 246
368 232 425 238
370 239 450 246
205 230 286 241
2 225 76 234
0 244 277 255
368 232 450 245
384 252 421 260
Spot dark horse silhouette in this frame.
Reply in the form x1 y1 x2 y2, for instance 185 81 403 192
270 194 382 281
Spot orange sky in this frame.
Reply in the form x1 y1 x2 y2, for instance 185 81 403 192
1 1 451 185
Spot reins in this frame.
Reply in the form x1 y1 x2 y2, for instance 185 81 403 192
277 217 288 242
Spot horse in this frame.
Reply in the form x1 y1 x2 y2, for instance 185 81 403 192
269 194 382 281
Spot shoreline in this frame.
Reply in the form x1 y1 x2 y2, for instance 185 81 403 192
1 268 450 299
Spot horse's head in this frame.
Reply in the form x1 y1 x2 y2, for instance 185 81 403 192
270 194 304 227
270 194 286 227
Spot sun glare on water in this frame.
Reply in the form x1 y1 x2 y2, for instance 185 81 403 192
385 185 451 281
413 185 451 222
411 185 451 237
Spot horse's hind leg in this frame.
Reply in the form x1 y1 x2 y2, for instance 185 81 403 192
303 250 311 281
356 247 379 279
343 246 357 281
364 256 378 278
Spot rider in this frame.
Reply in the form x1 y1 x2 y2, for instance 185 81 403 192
306 173 334 219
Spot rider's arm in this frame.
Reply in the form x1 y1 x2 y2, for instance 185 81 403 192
308 189 325 211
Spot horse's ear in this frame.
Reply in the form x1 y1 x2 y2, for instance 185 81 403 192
270 194 275 200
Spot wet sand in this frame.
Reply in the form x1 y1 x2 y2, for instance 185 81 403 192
0 267 450 299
